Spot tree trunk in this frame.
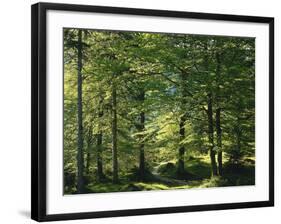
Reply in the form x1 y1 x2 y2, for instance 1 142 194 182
85 126 93 175
97 97 104 181
177 72 188 177
215 52 223 176
112 80 118 183
96 103 104 181
207 93 218 176
85 148 90 175
135 89 145 181
76 29 84 193
96 131 104 181
177 115 185 176
234 116 242 165
139 110 145 180
216 108 222 176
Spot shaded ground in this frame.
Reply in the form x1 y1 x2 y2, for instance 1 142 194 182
65 156 255 194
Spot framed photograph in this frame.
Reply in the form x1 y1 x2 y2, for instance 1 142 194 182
31 2 274 222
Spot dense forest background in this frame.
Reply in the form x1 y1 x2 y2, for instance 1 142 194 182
63 28 255 194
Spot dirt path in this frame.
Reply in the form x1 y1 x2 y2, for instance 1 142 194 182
151 170 188 186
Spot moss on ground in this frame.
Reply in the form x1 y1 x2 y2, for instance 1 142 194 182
65 156 255 194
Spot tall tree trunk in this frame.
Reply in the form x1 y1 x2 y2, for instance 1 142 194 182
138 90 145 181
215 52 223 176
85 125 93 175
96 131 104 181
234 116 242 165
207 93 218 176
76 29 84 193
177 115 186 176
177 72 188 177
216 108 222 176
97 99 104 182
112 80 118 183
139 111 145 180
85 149 90 175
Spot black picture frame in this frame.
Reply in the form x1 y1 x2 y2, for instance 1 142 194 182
31 2 274 222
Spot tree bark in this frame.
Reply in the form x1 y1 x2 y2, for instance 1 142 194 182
177 72 188 176
85 148 90 175
215 52 223 176
207 93 218 176
85 125 93 175
177 115 186 176
139 110 145 180
137 90 145 181
97 101 104 181
216 108 222 176
234 116 242 164
112 80 118 183
134 89 146 180
76 29 84 193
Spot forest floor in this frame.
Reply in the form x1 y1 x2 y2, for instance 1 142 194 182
82 155 255 194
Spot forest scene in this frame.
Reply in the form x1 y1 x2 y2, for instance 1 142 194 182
63 28 255 194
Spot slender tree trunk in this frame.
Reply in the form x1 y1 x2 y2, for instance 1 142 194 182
86 149 90 175
85 126 92 175
215 52 223 176
207 93 218 176
216 108 222 176
137 89 146 180
76 29 84 193
134 89 146 180
139 110 145 180
177 72 188 177
97 100 104 182
177 115 185 176
96 131 104 181
235 116 242 165
112 80 118 183
237 123 241 152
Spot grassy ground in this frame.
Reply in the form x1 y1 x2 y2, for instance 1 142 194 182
65 155 255 194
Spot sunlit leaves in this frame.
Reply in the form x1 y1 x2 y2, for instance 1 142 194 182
63 28 255 181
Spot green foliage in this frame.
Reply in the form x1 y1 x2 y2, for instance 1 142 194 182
63 28 255 194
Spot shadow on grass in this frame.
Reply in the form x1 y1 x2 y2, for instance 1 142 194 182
223 162 255 186
65 157 255 194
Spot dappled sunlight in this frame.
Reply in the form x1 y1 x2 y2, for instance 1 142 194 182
63 28 255 194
